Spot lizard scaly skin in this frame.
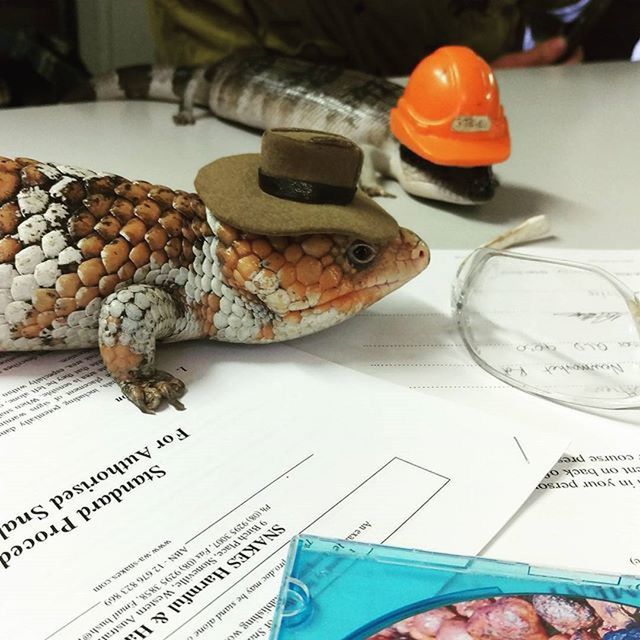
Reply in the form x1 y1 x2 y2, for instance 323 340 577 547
0 156 429 413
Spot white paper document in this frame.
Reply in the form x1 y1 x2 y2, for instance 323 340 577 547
0 343 566 640
294 249 640 575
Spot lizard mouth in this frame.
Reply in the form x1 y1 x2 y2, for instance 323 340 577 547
398 144 497 205
311 257 429 316
304 281 401 319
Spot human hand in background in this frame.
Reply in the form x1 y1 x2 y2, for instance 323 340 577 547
492 36 584 68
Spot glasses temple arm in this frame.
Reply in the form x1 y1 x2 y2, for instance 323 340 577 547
481 215 553 250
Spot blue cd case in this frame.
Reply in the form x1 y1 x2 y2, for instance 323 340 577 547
270 535 640 640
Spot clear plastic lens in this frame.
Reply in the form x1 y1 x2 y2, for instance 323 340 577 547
456 253 640 408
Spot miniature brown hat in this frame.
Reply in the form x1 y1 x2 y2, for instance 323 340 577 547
194 129 399 243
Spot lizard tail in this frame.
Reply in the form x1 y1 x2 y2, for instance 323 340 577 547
63 64 211 107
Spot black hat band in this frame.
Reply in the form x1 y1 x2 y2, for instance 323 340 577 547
258 169 356 205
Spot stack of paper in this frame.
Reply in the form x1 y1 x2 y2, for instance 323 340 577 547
0 342 566 639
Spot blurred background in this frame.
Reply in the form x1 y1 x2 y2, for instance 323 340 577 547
0 0 638 108
0 0 154 107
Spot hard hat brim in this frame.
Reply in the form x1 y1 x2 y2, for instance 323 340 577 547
391 108 511 167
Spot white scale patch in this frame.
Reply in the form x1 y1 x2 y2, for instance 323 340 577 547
149 66 182 101
17 214 47 244
34 260 60 287
93 72 127 100
17 187 48 215
15 245 45 275
42 229 67 258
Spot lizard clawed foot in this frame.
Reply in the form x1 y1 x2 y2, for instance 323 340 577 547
359 181 396 198
173 110 196 126
121 371 186 414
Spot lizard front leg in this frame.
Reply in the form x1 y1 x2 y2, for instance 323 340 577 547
173 67 208 125
359 144 396 198
98 284 188 413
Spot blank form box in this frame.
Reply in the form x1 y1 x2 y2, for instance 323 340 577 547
306 458 450 543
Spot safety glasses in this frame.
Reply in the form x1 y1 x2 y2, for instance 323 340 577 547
452 217 640 409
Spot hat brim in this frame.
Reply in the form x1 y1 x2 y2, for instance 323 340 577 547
195 155 399 244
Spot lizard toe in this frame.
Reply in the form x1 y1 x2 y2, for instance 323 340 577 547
359 181 396 198
173 111 196 126
121 371 186 413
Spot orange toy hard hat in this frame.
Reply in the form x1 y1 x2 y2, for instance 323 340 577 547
390 46 511 167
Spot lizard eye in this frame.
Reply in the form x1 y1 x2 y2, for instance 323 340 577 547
347 241 377 268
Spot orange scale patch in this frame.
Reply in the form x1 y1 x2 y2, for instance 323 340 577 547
99 274 120 297
102 237 130 274
114 181 148 205
110 198 135 223
99 343 144 379
159 211 183 237
150 249 168 268
32 288 57 312
55 273 81 297
295 255 322 286
86 175 116 196
145 225 168 251
234 240 252 258
165 237 181 260
319 264 343 290
75 286 100 308
236 255 260 280
0 157 21 172
181 240 194 263
216 223 238 246
262 252 284 271
134 199 161 226
0 202 21 234
148 186 175 210
21 324 43 339
287 282 307 301
84 193 115 219
21 164 52 187
259 324 275 340
218 245 238 269
318 288 339 305
78 234 106 259
129 242 151 268
268 236 288 252
278 264 296 288
120 218 147 245
0 236 21 263
68 209 96 239
37 310 57 329
77 258 106 287
172 192 193 217
284 311 301 324
301 235 332 258
94 214 121 241
59 180 86 206
284 244 303 264
117 261 136 281
251 239 272 259
55 297 77 317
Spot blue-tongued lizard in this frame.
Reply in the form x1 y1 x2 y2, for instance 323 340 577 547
78 53 498 205
0 155 429 412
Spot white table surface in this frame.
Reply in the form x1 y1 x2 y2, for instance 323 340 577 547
2 61 640 582
2 59 638 250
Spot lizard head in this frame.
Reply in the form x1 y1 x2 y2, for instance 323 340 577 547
212 222 429 342
393 144 497 205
